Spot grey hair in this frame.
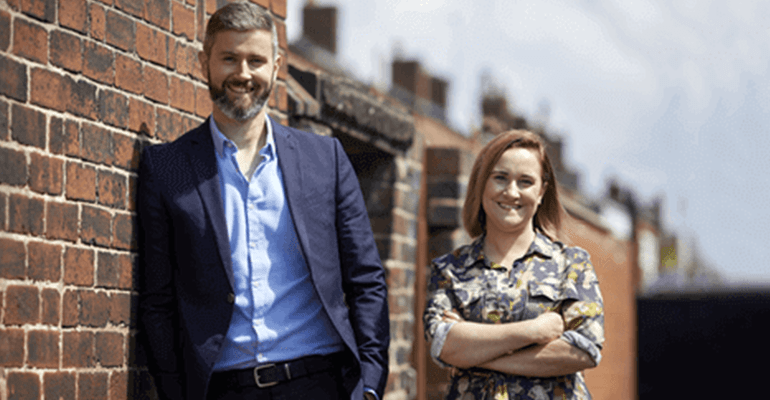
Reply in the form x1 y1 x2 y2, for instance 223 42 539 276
203 2 278 60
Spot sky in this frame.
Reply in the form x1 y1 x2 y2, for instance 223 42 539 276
286 0 770 286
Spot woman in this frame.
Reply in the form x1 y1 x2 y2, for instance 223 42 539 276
424 130 604 400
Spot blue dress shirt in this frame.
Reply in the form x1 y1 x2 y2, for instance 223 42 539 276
209 117 345 371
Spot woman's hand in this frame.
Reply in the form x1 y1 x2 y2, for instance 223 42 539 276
527 312 564 344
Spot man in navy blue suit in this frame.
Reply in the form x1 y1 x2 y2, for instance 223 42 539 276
137 3 389 399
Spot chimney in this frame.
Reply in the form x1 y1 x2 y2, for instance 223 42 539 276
303 4 337 54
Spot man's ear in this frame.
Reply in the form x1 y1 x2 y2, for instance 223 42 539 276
198 51 209 81
272 52 283 80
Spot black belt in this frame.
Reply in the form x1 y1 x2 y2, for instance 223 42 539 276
211 353 341 389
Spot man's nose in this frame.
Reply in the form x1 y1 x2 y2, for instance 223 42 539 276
235 60 251 79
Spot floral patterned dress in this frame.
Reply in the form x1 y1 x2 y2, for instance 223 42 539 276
423 232 605 400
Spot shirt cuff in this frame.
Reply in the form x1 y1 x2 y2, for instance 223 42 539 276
364 387 379 400
561 331 602 366
429 320 457 368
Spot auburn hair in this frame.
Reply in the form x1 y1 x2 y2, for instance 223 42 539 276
462 130 567 241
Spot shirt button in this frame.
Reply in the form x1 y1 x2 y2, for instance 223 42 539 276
249 242 255 249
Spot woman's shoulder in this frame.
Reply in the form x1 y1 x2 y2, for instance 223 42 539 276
431 237 483 271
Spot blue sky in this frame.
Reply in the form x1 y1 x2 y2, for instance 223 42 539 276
286 0 770 285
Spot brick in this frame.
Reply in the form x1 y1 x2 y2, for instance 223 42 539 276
0 98 8 139
81 204 112 247
80 122 114 165
46 200 80 242
195 84 212 118
0 146 27 186
146 0 171 30
172 2 195 40
112 211 136 250
30 68 98 119
29 153 64 195
62 330 94 367
109 371 128 400
0 238 26 279
0 328 25 366
0 194 5 229
28 329 60 368
41 288 60 325
0 11 11 51
109 292 132 326
275 81 287 112
113 132 141 171
28 241 62 282
144 65 169 104
97 169 127 209
116 54 143 95
7 372 40 400
127 174 138 211
79 372 109 400
4 285 39 325
170 39 197 77
13 18 48 64
116 0 143 18
181 114 200 133
64 246 95 286
106 10 136 52
50 117 80 156
129 97 155 136
79 290 110 327
83 41 115 85
89 3 106 41
44 372 76 400
96 332 124 367
275 19 286 52
59 0 87 33
156 107 183 142
97 251 132 289
12 103 46 149
22 0 56 22
0 55 28 102
50 29 83 72
62 290 79 326
252 0 269 9
137 23 168 67
66 161 97 202
170 76 195 113
9 193 45 235
99 89 129 128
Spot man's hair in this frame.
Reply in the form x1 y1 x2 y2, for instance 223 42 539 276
203 2 278 60
462 129 567 242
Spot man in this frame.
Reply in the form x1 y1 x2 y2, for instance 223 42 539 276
137 3 389 400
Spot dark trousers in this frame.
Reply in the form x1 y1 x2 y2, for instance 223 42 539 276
206 354 345 400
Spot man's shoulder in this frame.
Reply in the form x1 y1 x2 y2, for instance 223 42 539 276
144 120 209 155
271 119 337 147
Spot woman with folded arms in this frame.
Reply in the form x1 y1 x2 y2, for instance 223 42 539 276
424 130 605 399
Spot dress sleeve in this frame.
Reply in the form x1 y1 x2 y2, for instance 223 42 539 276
423 258 458 368
559 247 605 366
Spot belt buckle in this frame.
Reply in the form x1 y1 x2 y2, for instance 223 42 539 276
253 364 278 388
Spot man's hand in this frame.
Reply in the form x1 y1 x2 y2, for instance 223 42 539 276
527 312 564 344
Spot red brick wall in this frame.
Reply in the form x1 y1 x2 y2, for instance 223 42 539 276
567 217 637 400
0 0 288 398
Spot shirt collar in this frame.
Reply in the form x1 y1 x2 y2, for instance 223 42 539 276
209 115 276 160
467 230 556 270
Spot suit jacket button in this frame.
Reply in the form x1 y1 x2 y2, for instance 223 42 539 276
226 293 235 304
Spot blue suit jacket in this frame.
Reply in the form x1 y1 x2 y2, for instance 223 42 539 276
137 118 390 400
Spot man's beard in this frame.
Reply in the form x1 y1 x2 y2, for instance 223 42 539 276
208 73 273 122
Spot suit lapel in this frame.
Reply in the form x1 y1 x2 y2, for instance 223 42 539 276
273 120 311 263
186 121 235 288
